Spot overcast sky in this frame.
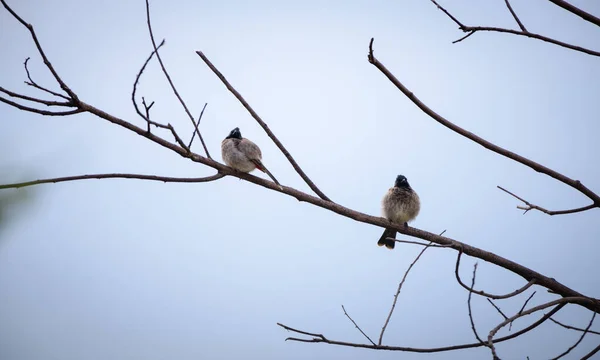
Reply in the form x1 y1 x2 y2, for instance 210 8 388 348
1 0 599 359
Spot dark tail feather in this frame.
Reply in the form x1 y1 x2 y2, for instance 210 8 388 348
252 159 282 188
377 228 396 250
263 166 281 187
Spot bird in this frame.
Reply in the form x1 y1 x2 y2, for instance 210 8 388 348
377 175 420 250
221 127 281 186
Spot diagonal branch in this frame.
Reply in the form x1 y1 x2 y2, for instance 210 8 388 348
367 38 600 211
0 95 83 116
1 0 79 101
547 0 600 27
549 317 600 336
0 86 72 107
551 311 596 359
0 173 225 190
341 305 376 346
504 0 527 32
23 57 70 100
497 186 596 215
144 0 211 159
379 241 433 345
13 99 600 315
195 50 331 201
487 297 595 359
430 0 600 57
582 343 600 360
132 38 166 123
188 102 208 149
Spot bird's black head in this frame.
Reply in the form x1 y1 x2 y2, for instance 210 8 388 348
394 175 410 188
226 127 242 139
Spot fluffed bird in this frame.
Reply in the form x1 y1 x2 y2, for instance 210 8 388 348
221 127 281 186
377 175 420 250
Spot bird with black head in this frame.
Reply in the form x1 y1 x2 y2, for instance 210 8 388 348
221 127 281 187
377 175 420 250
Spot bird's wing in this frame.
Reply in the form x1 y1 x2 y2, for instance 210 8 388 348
238 139 262 160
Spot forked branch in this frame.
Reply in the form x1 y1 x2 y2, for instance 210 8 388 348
367 38 599 214
429 0 600 57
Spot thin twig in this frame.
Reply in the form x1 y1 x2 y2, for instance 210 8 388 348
551 311 596 359
549 317 600 336
341 305 376 345
276 303 567 352
0 1 79 101
144 0 211 158
378 241 433 345
487 299 508 320
487 297 595 359
0 86 71 107
498 186 596 215
467 263 486 345
429 0 600 57
195 50 331 202
504 0 528 32
188 102 208 149
22 57 70 100
132 38 165 123
455 250 536 299
367 37 600 210
0 172 225 190
506 291 537 331
0 95 83 116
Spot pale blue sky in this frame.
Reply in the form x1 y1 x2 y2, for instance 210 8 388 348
1 0 599 359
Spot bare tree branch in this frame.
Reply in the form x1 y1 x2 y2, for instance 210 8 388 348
379 241 433 345
0 173 225 190
498 185 596 215
132 38 165 125
195 50 331 202
23 57 70 100
430 0 600 57
0 95 83 116
455 250 536 300
504 0 528 32
487 297 595 359
144 0 211 159
549 317 600 336
0 0 79 101
188 102 208 149
547 0 600 27
487 299 509 321
467 263 486 345
341 305 376 346
0 85 71 107
582 342 600 360
276 303 567 353
367 38 600 212
551 311 596 359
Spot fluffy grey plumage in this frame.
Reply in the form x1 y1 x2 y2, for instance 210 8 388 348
221 127 281 186
377 175 420 250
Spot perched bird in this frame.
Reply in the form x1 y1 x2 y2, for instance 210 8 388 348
377 175 420 250
221 127 281 186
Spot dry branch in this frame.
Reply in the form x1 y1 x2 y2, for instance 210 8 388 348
367 37 599 215
429 0 600 57
195 50 331 202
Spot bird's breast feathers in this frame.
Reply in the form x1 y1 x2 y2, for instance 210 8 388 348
382 187 420 224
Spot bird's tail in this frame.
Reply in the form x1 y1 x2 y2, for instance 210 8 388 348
377 228 396 250
252 159 282 188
